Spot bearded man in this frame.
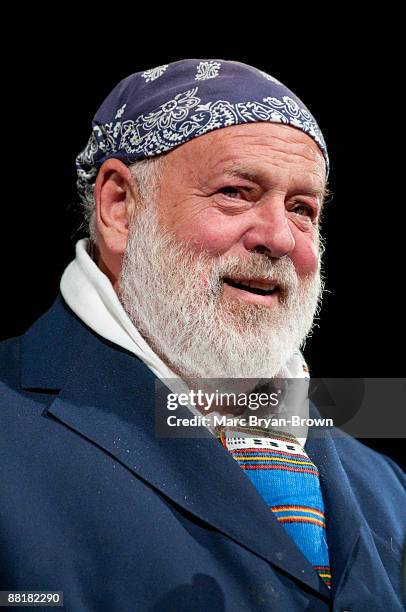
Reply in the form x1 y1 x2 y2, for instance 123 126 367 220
0 60 404 611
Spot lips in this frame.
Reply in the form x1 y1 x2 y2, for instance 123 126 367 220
223 277 279 296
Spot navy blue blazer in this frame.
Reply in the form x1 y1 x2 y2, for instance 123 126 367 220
0 295 405 611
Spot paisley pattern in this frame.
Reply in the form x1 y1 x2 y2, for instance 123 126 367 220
76 59 329 199
195 61 221 81
115 104 126 119
141 64 168 82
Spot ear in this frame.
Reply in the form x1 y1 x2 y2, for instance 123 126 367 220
94 158 138 255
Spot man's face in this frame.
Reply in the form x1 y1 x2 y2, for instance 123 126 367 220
156 122 325 287
119 123 326 379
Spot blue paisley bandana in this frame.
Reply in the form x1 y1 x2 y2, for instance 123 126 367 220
76 59 329 200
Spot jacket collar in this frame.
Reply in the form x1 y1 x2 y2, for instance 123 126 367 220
20 295 93 391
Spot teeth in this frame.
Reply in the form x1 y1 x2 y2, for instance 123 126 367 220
248 281 276 291
234 279 276 291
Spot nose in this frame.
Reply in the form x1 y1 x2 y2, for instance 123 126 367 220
242 198 295 258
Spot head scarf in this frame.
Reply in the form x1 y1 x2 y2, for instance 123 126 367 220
76 58 328 201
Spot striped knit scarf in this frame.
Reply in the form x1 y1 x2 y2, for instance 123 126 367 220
218 426 331 588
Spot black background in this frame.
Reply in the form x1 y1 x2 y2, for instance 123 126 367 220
1 22 404 468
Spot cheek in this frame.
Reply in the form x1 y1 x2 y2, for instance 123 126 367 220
165 204 321 270
290 232 320 277
173 214 242 255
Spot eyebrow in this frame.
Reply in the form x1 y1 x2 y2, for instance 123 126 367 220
220 162 329 203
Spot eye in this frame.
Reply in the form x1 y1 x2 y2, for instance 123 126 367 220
290 202 314 217
218 186 244 198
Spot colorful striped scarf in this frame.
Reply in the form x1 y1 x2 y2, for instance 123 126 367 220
219 426 331 588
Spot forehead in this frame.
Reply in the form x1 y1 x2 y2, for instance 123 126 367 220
165 122 326 188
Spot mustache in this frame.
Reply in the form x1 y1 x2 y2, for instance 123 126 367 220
147 220 306 295
208 253 299 296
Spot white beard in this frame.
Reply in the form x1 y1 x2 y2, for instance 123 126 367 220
118 203 323 380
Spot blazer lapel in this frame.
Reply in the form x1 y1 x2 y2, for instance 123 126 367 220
20 296 331 600
305 416 362 597
304 405 398 602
